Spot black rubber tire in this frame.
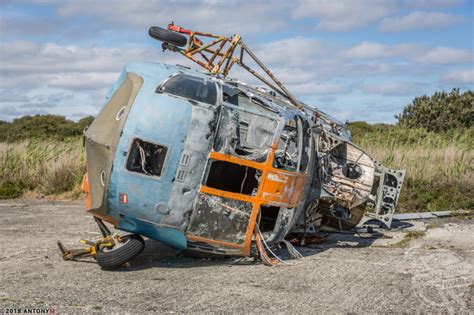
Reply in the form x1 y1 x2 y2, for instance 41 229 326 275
149 26 187 47
95 234 145 269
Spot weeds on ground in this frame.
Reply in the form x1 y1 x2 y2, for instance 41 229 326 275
391 230 426 248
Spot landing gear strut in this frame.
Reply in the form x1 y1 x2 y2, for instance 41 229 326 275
57 217 145 269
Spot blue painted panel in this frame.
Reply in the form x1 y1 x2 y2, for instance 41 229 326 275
107 62 193 232
118 215 187 250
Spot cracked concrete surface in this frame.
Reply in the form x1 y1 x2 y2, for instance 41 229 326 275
0 199 472 313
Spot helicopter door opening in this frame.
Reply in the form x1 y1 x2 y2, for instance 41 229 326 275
258 205 280 232
204 160 261 196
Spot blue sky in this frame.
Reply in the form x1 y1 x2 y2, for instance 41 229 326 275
0 0 473 123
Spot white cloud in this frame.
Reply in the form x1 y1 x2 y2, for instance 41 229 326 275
1 0 472 124
441 69 474 85
417 47 473 64
293 0 397 31
318 95 337 103
342 41 421 59
256 37 333 66
342 41 472 65
403 0 461 9
0 105 48 117
0 40 189 88
359 81 425 95
0 41 161 75
47 0 289 35
290 82 351 95
0 40 190 119
379 11 462 32
253 38 426 81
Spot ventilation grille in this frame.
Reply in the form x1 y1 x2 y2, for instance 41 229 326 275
176 169 186 182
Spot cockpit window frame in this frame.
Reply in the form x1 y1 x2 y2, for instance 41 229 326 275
123 137 169 180
156 72 218 106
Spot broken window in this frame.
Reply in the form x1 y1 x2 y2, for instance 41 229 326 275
222 85 276 114
258 205 280 232
186 193 252 244
273 116 310 172
299 118 311 172
213 107 277 162
126 138 167 177
273 118 299 171
204 160 261 196
156 73 217 105
222 85 240 105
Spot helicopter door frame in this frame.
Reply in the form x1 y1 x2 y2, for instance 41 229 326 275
186 111 309 256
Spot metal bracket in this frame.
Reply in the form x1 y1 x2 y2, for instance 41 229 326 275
158 22 304 111
57 218 114 261
359 162 406 228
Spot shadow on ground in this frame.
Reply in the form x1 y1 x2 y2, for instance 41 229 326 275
105 219 414 272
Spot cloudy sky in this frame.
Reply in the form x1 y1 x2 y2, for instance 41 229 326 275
0 0 473 123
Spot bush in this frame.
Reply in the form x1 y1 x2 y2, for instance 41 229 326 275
0 181 24 199
395 89 473 132
0 115 95 142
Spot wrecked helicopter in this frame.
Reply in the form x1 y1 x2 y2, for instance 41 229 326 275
58 23 405 268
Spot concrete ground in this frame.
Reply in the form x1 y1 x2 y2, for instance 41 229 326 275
0 199 472 313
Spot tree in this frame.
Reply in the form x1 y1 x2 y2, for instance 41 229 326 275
77 116 95 132
0 115 96 142
396 89 474 132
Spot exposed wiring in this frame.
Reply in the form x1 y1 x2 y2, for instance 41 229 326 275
280 239 304 260
136 141 150 175
255 224 285 266
240 166 248 194
254 213 303 266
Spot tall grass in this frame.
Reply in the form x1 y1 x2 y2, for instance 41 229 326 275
352 126 474 212
0 138 85 199
1 127 473 212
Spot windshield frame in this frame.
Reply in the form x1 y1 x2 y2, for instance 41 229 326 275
156 72 219 106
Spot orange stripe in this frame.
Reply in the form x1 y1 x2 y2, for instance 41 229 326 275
186 234 245 249
192 149 307 255
243 202 261 255
209 151 265 170
200 185 256 203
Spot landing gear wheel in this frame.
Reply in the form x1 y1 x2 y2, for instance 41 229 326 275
148 26 187 47
95 234 145 269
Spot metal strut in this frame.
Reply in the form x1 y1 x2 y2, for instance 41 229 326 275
160 22 304 111
57 217 114 261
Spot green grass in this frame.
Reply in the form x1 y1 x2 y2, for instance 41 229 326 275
1 125 473 212
0 138 85 199
0 181 24 199
348 123 474 212
348 122 474 149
